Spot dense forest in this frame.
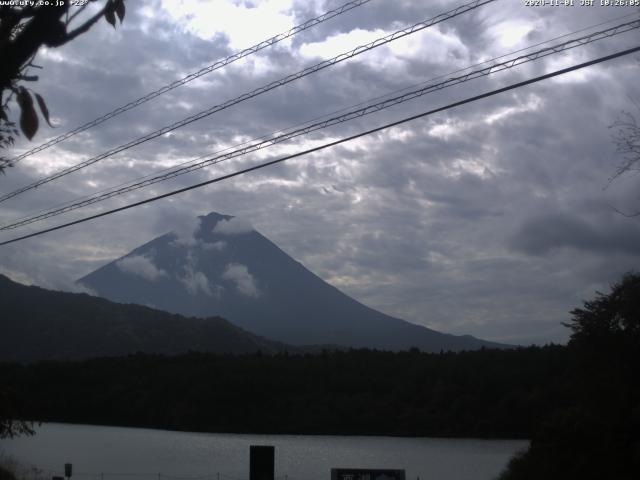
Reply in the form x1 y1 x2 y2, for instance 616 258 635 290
1 345 568 439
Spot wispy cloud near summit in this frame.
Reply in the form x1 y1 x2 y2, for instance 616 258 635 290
117 255 168 282
222 263 261 298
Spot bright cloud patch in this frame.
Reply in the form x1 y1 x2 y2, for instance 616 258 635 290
387 27 469 65
299 25 469 72
116 255 167 282
545 51 594 84
222 263 261 298
490 20 535 48
160 0 294 50
299 28 386 59
428 121 462 140
484 95 542 124
213 217 254 235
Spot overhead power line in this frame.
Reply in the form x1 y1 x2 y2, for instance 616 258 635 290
2 17 638 231
0 0 497 204
18 10 634 226
2 0 374 167
2 44 638 247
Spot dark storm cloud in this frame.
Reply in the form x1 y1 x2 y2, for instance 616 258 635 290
511 212 640 256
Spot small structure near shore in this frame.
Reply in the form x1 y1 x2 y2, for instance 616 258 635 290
331 468 406 480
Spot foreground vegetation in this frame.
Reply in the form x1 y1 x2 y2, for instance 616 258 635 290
0 454 47 480
0 465 16 480
499 272 639 479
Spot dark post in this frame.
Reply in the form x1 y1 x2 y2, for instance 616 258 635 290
249 445 274 480
64 464 72 480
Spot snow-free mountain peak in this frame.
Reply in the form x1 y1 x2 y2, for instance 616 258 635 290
78 212 507 351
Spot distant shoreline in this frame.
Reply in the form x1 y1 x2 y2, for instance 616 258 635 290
21 421 530 442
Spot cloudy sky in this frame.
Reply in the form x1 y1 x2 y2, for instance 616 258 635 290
1 0 639 345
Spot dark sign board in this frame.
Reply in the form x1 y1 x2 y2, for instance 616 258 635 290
249 445 274 480
331 469 406 480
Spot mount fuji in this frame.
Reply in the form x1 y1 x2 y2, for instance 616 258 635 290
78 212 506 351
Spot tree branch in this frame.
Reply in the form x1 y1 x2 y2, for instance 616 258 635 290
65 2 90 26
63 1 113 43
609 203 640 218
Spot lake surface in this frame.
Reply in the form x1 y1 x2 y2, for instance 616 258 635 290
0 423 527 480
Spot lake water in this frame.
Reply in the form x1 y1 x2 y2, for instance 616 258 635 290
0 423 527 480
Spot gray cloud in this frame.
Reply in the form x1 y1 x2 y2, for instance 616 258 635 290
181 265 219 297
116 254 168 281
222 263 261 298
511 212 640 256
203 240 227 251
212 217 254 235
2 0 640 345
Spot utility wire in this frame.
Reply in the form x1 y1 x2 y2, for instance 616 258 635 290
13 9 635 226
7 8 633 230
2 44 638 247
0 0 497 204
2 0 374 167
3 12 637 232
2 17 638 231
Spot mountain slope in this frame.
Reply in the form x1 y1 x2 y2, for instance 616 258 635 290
78 212 507 352
0 274 290 362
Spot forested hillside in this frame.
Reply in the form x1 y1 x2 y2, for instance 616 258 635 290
0 274 289 362
1 346 568 438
